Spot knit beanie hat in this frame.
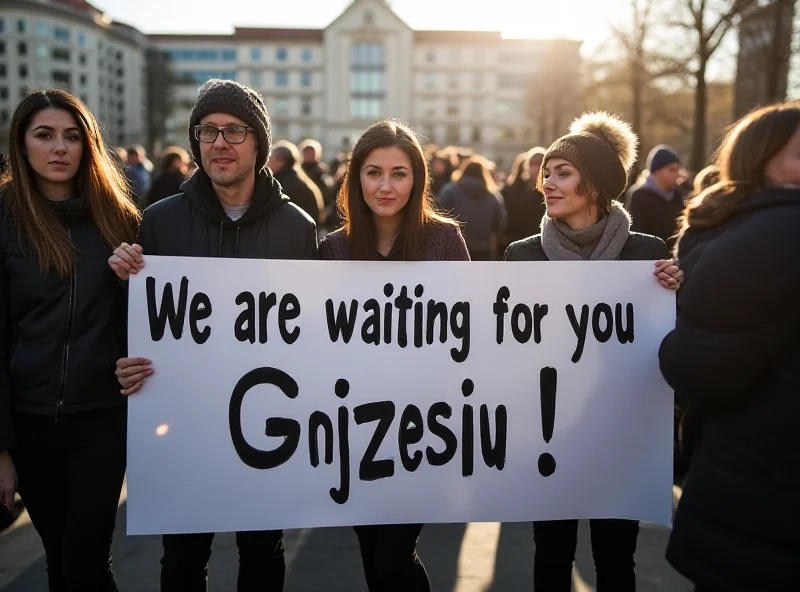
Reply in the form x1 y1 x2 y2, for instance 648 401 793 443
540 112 638 212
188 79 272 172
647 144 680 173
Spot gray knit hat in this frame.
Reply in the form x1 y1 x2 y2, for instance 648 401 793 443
188 79 272 172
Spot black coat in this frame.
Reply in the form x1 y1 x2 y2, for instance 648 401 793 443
628 185 685 251
273 167 324 225
301 162 335 207
138 168 317 260
144 169 188 209
504 231 667 262
500 181 545 245
0 198 128 449
659 189 800 591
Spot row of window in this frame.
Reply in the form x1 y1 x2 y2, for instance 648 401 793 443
422 49 531 65
251 47 313 62
267 96 314 117
420 72 530 91
417 98 525 119
166 49 237 62
0 19 87 46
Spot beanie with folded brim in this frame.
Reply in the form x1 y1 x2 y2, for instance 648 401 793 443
188 79 272 172
539 112 638 211
647 144 681 173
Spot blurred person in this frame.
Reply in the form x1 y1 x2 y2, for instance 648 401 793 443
504 112 682 592
144 146 190 208
430 147 458 201
438 155 507 260
501 147 546 247
124 145 152 206
320 119 469 592
0 89 140 591
629 144 686 250
691 164 720 196
269 140 325 224
109 78 317 592
298 139 335 206
660 102 800 592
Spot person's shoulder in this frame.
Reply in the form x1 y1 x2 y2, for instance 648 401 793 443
319 228 350 260
273 198 316 229
142 192 191 220
505 234 546 261
622 232 669 259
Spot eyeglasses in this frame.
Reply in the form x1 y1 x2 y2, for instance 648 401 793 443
193 125 254 144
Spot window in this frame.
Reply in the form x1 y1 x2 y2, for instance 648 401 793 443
80 73 87 86
301 97 312 116
0 88 7 100
351 42 384 67
0 42 5 56
17 20 27 34
301 71 312 87
350 71 384 93
496 99 523 117
273 122 289 139
0 65 5 78
52 71 71 84
498 73 529 89
118 100 125 112
52 48 71 62
276 47 288 62
423 72 436 91
77 32 86 47
445 125 460 143
221 49 237 61
185 70 237 84
471 126 481 143
350 42 385 119
422 98 436 118
38 45 48 58
53 27 70 42
276 70 289 87
79 53 86 66
116 50 122 61
448 74 459 90
472 100 482 119
251 71 262 87
497 126 515 140
117 83 124 94
0 110 8 124
425 50 435 63
446 99 460 117
301 48 312 62
0 20 4 34
350 98 382 119
18 42 28 56
274 97 289 117
167 49 236 61
36 23 49 38
19 64 28 79
80 95 87 104
251 48 262 61
20 86 30 99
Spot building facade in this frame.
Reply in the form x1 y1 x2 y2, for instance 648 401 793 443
152 0 582 166
0 0 148 150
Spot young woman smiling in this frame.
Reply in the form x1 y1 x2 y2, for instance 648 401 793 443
320 119 469 591
504 112 682 591
0 90 139 591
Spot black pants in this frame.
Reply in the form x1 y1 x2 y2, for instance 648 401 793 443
11 407 127 592
354 523 430 592
533 519 640 591
161 529 285 591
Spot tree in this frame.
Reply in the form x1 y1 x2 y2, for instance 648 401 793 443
145 49 181 155
668 0 759 170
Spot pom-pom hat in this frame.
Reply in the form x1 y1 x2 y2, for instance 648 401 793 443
539 111 638 213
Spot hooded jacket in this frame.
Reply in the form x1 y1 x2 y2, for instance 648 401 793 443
660 189 800 591
438 177 507 258
0 197 128 450
273 166 324 225
138 168 317 260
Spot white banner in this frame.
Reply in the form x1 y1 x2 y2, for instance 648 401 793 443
126 256 675 535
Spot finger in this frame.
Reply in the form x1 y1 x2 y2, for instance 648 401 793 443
113 249 140 272
115 363 151 377
117 357 151 369
133 244 144 254
121 381 145 396
117 368 153 383
121 244 144 267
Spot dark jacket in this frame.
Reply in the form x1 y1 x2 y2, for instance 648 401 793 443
659 189 800 591
145 168 188 209
500 180 545 245
319 223 470 262
628 184 685 251
504 231 667 262
0 197 128 449
439 178 507 259
273 167 324 225
301 161 335 207
138 169 317 260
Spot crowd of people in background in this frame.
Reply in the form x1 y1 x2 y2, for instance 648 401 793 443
0 79 797 592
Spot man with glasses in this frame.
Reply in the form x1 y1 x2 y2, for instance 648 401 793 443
109 79 317 591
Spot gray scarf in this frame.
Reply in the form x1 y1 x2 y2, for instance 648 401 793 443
540 202 632 261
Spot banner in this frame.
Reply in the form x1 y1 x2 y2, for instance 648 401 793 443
126 256 675 535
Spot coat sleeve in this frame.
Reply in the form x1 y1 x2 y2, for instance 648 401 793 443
629 192 650 235
303 222 319 260
137 207 157 255
0 240 13 451
659 213 800 407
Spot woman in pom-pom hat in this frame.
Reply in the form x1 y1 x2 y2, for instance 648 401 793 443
505 112 682 591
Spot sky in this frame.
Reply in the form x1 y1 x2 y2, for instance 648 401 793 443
91 0 618 55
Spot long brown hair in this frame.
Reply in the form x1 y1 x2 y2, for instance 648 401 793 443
678 102 800 245
0 89 140 277
337 119 456 261
452 155 498 194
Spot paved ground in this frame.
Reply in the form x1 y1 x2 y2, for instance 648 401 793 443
0 484 691 591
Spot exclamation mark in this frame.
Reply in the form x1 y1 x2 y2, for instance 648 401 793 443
538 367 557 477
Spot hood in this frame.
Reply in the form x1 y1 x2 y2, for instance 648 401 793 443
181 168 289 227
458 176 490 198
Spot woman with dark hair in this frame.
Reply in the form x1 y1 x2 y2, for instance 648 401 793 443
439 155 507 260
660 102 800 592
320 119 468 591
0 89 140 590
504 112 682 591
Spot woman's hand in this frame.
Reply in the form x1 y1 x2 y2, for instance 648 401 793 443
116 357 153 396
0 450 16 512
654 259 684 291
109 243 144 281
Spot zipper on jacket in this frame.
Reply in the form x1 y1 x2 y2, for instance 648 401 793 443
56 211 77 420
